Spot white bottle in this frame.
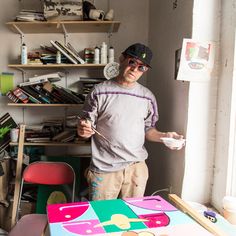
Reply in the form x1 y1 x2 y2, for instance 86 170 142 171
56 51 61 64
101 42 107 64
108 46 114 63
21 43 27 65
94 46 100 64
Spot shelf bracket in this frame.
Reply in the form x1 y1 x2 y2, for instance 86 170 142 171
108 22 114 39
12 24 25 44
61 23 69 44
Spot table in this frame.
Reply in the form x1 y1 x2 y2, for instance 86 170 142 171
46 194 229 236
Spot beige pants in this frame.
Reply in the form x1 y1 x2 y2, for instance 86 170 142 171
86 161 149 201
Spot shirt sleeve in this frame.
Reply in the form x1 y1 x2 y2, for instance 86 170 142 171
144 93 159 132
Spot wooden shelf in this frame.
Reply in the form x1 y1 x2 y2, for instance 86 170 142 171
8 63 106 69
6 21 120 34
7 103 84 107
10 141 90 147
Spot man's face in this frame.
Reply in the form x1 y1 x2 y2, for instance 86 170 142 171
119 56 149 85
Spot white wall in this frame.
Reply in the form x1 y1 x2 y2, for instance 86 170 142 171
212 0 236 210
181 0 221 204
146 0 192 196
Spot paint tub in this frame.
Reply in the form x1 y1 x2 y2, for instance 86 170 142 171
223 196 236 225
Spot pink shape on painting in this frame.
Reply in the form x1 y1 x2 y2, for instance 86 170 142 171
62 219 105 235
125 196 176 211
47 202 90 223
139 213 170 228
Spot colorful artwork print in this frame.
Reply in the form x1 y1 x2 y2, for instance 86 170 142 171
47 196 214 236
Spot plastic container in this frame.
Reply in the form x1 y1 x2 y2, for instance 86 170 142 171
56 51 61 64
108 46 114 63
21 43 27 64
94 46 100 64
100 42 107 64
223 196 236 224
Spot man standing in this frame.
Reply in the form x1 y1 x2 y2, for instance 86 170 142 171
77 43 184 200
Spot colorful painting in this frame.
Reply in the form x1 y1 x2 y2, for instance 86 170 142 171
47 196 212 236
176 38 215 82
47 195 214 236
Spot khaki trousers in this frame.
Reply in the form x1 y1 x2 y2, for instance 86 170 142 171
86 161 149 201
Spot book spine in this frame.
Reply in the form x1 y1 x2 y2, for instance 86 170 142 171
12 88 29 103
50 40 78 64
6 91 20 103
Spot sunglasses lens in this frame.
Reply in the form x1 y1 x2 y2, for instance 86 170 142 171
138 65 147 72
128 59 148 72
128 59 137 67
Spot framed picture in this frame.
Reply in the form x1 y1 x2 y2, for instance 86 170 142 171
43 0 83 20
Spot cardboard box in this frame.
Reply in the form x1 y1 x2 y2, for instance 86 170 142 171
43 0 83 21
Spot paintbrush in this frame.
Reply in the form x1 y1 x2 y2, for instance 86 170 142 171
77 115 117 147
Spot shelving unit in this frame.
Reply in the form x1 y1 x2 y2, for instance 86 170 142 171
8 64 106 69
8 20 120 227
7 103 83 107
10 141 90 147
6 21 120 34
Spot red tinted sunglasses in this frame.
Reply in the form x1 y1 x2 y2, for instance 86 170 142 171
127 58 148 72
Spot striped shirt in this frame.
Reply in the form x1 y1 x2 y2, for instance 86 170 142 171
82 78 159 172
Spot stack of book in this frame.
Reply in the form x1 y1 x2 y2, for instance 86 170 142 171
6 73 85 104
25 119 64 143
15 10 46 22
79 77 106 98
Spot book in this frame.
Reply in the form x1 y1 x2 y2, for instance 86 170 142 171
6 91 20 103
66 43 85 64
12 88 29 103
16 86 42 104
28 72 64 82
19 85 50 104
52 85 83 104
0 113 17 150
50 40 78 64
52 130 76 142
19 78 49 87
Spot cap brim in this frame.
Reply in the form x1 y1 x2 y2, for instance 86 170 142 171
123 52 152 68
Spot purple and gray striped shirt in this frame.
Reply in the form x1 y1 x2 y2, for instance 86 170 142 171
82 78 159 172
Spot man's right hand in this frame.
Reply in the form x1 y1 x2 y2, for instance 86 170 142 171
77 119 95 138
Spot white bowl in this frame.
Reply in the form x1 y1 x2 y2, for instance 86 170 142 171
160 137 186 149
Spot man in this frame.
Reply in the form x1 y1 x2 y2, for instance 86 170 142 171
77 43 184 201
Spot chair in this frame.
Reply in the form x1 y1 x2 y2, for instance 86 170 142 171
9 161 76 236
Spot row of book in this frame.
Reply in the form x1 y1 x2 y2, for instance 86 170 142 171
7 81 85 104
27 41 85 65
24 117 87 143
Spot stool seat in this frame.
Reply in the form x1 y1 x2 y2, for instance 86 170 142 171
9 214 48 236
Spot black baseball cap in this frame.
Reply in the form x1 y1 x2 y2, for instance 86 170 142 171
122 43 153 67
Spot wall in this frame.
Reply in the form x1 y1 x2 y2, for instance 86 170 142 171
146 0 192 196
181 0 221 204
212 0 236 210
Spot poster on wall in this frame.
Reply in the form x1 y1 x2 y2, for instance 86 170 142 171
176 38 215 82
